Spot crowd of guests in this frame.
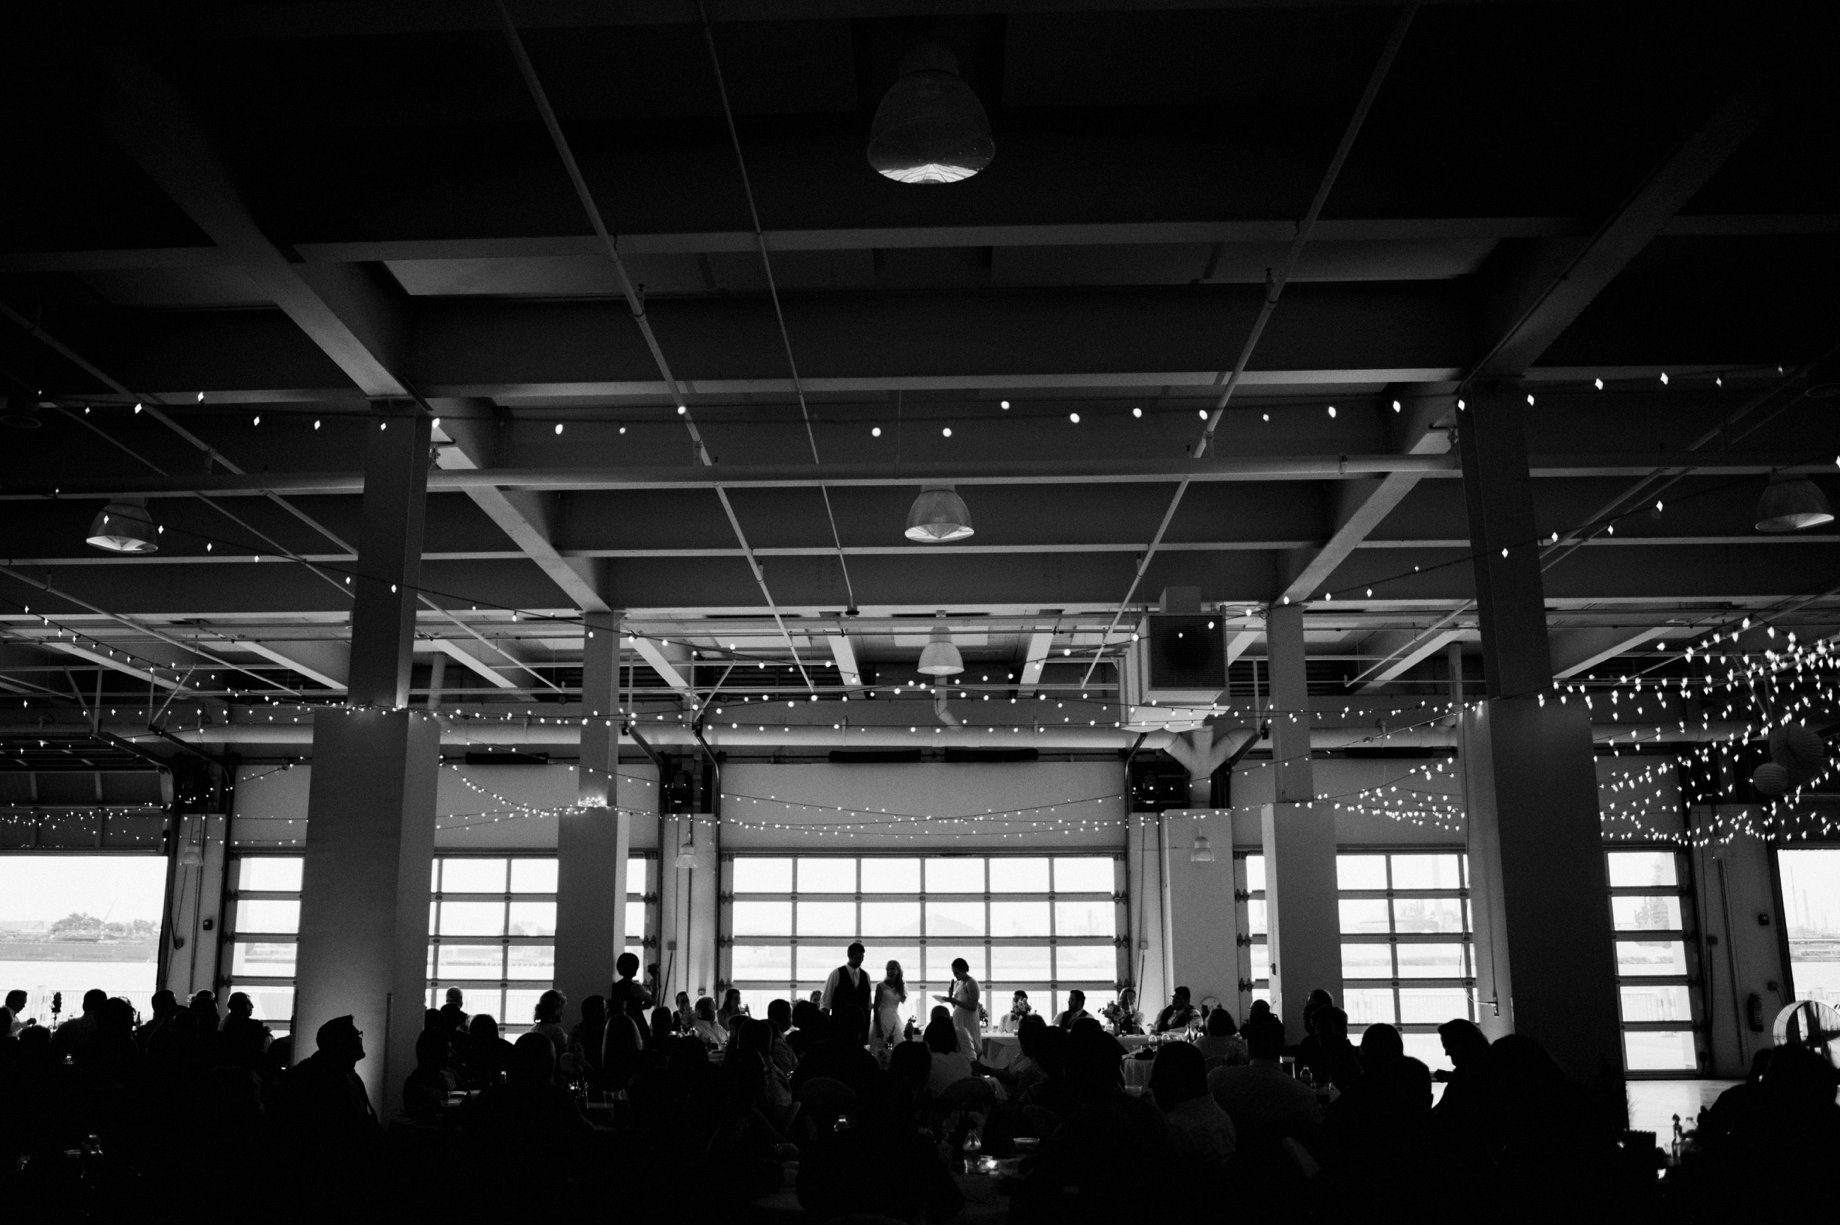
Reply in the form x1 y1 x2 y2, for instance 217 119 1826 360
2 962 1832 1223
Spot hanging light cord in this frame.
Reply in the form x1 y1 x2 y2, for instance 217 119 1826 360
698 0 860 614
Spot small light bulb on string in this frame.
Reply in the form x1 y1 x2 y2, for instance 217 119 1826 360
942 427 952 438
871 426 882 437
1069 412 1080 424
1132 407 1142 418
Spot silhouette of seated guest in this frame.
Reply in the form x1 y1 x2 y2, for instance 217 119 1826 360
1148 1040 1237 1175
529 989 571 1063
1296 1005 1361 1091
464 1031 593 1201
464 1013 515 1087
1017 1027 1175 1219
51 987 108 1057
571 994 608 1086
648 1005 678 1049
0 987 30 1037
1246 998 1283 1047
1431 1017 1492 1142
690 996 726 1049
189 988 222 1033
1322 1025 1433 1195
1193 1007 1249 1067
78 996 142 1083
402 1027 458 1119
787 997 824 1058
281 1012 381 1190
1207 1010 1321 1157
439 986 469 1032
1153 985 1196 1033
799 1070 965 1225
1690 1040 1840 1211
923 1013 975 1095
220 991 273 1070
766 998 798 1081
789 1011 878 1099
134 988 179 1049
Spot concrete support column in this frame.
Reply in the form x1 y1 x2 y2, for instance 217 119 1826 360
1124 812 1168 1019
295 401 439 1115
658 810 720 1002
1458 389 1623 1085
1260 602 1341 1038
555 612 629 1012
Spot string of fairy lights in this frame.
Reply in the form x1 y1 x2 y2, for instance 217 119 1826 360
3 372 1838 852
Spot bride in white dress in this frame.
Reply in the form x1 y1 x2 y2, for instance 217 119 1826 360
871 960 907 1053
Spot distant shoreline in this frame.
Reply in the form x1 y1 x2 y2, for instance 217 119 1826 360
0 940 158 963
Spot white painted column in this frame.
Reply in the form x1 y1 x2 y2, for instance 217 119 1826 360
554 612 628 1012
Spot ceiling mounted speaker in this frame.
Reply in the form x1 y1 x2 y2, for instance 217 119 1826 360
86 499 159 554
1756 475 1834 532
867 41 994 185
905 484 974 542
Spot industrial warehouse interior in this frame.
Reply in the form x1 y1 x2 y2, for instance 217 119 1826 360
0 1 1837 1219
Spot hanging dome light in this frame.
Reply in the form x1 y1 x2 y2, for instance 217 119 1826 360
918 625 965 677
867 41 994 185
905 484 975 542
86 498 159 554
1189 834 1215 863
1755 474 1834 532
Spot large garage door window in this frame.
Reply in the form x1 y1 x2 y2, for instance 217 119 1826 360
724 855 1121 1026
225 853 654 1036
1607 848 1702 1073
1777 847 1840 1008
0 855 166 1026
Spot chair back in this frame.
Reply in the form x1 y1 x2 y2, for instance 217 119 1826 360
797 1075 858 1125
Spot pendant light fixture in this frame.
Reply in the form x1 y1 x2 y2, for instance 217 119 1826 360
867 41 994 185
1755 474 1834 532
905 484 975 542
918 623 965 677
1188 834 1215 863
86 498 159 554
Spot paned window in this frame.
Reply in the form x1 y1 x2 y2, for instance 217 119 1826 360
724 855 1121 1026
1606 848 1701 1072
223 853 654 1036
1777 847 1840 1009
0 854 166 1026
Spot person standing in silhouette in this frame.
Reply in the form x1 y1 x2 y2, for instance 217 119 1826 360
821 941 871 1044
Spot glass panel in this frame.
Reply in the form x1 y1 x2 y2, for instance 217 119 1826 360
238 857 303 891
860 901 923 937
1338 898 1390 934
224 984 294 1029
1054 899 1115 938
627 857 648 896
506 944 556 981
989 901 1051 936
927 859 985 892
509 858 558 893
1402 1031 1450 1073
796 945 853 982
1620 984 1693 1023
990 944 1054 985
1053 858 1113 892
795 901 858 937
1340 942 1393 978
1246 899 1267 938
441 858 508 893
860 859 921 893
624 900 646 941
734 858 793 892
1248 941 1269 984
1243 854 1265 895
229 942 296 977
1392 897 1465 934
926 947 986 985
733 901 792 937
925 901 986 938
1337 854 1388 890
797 858 856 893
990 858 1051 892
1390 853 1463 890
504 990 548 1028
506 901 556 937
1054 944 1116 982
1777 849 1840 1008
1343 987 1396 1026
732 945 793 982
1606 850 1678 889
1397 987 1471 1025
1611 895 1683 931
235 899 301 934
1624 1029 1697 1072
1395 942 1468 978
1615 939 1688 976
437 942 504 976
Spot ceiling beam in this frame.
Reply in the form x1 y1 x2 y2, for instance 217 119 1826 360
629 636 697 705
42 641 190 693
1550 626 1678 679
1354 628 1475 692
827 634 861 688
231 640 351 691
426 639 519 691
1017 631 1055 694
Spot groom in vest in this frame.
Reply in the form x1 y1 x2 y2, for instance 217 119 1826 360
821 940 871 1044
